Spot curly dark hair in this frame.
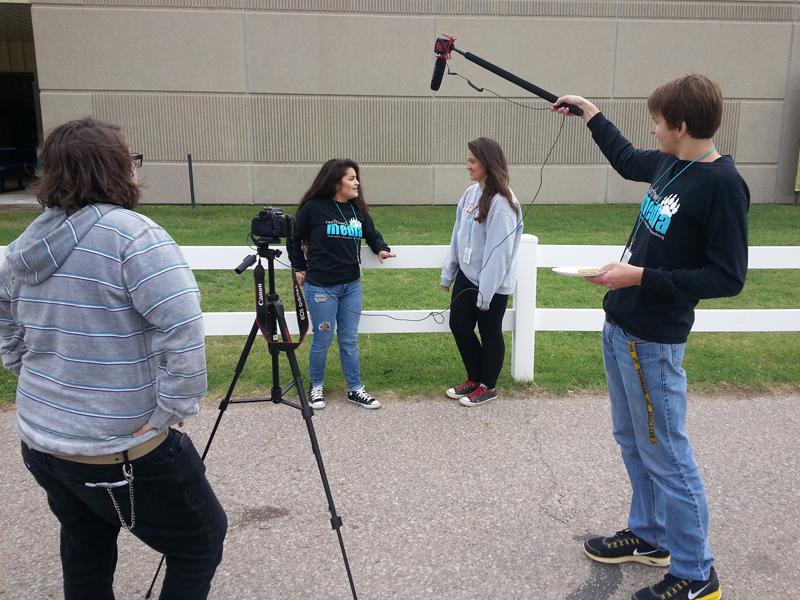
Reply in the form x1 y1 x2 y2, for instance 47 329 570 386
297 158 368 216
35 118 140 214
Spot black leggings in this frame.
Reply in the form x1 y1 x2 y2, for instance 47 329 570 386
449 269 509 389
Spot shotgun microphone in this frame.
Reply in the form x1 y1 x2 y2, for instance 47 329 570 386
430 57 447 91
431 35 456 92
429 34 583 116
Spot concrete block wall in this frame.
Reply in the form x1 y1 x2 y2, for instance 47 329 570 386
25 0 800 204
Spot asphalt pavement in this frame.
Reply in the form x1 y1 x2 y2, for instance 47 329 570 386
1 390 798 599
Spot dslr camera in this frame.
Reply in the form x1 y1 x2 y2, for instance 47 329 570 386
251 207 294 240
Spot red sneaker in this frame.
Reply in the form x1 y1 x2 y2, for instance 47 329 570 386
459 384 498 407
445 379 478 399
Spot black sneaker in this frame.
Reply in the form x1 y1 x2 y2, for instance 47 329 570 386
584 529 670 567
632 567 720 600
458 384 497 407
308 384 325 410
346 387 381 410
446 379 478 399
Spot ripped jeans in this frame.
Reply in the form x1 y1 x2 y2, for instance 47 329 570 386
304 279 363 390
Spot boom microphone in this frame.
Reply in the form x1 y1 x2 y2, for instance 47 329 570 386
430 34 583 116
430 57 447 91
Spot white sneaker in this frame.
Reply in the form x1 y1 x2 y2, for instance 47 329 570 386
308 384 325 410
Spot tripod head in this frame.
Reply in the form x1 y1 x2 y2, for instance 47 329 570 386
233 235 308 350
252 234 281 257
234 235 282 275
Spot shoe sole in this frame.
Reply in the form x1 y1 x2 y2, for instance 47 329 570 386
583 546 670 567
691 592 720 600
308 402 325 410
459 395 497 407
631 589 719 600
446 389 471 399
347 398 381 410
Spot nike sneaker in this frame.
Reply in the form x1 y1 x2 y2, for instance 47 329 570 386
631 566 720 600
584 528 670 567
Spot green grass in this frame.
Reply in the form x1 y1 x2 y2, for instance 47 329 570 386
1 204 799 402
4 204 798 246
201 331 800 397
3 204 799 246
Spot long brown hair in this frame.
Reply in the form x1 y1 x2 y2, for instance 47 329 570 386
35 118 140 214
468 137 517 223
298 158 368 215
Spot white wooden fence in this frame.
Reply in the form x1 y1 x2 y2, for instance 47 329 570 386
181 235 800 382
2 237 799 381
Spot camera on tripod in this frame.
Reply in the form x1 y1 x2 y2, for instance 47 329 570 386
251 207 294 240
168 209 355 600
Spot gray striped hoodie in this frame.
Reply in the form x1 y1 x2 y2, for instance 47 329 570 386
0 204 207 455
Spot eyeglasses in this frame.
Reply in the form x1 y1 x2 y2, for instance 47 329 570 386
131 153 144 168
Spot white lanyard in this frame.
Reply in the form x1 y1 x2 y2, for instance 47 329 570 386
333 199 362 263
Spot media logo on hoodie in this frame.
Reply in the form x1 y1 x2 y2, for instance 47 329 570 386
326 218 362 239
640 192 681 238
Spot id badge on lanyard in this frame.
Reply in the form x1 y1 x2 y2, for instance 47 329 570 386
623 188 657 264
464 212 476 264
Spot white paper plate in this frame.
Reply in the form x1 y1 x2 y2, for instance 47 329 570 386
552 266 604 278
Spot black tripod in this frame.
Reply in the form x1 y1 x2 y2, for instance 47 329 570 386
145 237 358 599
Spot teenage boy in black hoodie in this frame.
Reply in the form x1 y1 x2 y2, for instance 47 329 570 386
552 74 748 600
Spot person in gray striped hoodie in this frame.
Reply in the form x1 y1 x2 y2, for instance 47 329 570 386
0 119 227 599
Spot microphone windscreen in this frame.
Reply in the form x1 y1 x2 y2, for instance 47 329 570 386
430 57 446 91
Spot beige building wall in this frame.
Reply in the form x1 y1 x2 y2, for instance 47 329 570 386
24 0 800 205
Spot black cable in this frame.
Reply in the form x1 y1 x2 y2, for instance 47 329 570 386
445 63 553 111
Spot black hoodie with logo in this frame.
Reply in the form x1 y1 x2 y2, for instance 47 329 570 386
287 198 390 286
587 113 750 343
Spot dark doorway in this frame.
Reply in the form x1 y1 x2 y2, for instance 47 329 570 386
0 73 39 192
0 3 39 193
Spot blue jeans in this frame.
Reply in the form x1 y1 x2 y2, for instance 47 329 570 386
305 280 363 390
602 319 714 581
21 429 227 600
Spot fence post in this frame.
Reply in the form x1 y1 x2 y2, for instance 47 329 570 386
511 234 538 382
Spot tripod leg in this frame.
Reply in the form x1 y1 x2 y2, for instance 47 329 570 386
269 346 283 403
285 347 359 600
202 320 260 461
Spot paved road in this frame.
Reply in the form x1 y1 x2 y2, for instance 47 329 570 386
1 391 798 599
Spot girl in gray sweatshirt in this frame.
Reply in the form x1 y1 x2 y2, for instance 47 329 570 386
441 137 523 407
